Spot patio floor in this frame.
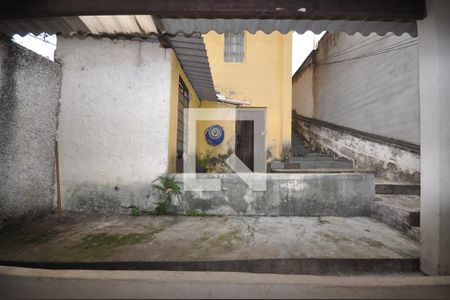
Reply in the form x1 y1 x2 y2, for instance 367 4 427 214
0 213 418 264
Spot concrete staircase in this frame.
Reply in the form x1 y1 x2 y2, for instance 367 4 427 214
271 129 421 241
271 130 354 172
370 181 420 240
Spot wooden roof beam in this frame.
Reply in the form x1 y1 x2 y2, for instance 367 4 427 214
0 0 426 21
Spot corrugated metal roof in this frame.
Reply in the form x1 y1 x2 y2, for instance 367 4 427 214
0 15 158 37
0 16 417 101
170 34 217 100
160 19 417 37
0 15 217 100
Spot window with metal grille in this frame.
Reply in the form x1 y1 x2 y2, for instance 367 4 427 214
176 78 189 173
224 32 244 62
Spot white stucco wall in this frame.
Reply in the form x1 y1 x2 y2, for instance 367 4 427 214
292 64 314 118
56 37 173 212
312 33 420 145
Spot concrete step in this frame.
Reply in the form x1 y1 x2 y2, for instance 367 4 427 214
271 168 373 174
292 151 312 156
292 145 311 152
291 154 335 161
283 161 353 170
370 195 420 237
293 153 333 158
375 183 420 196
292 140 308 146
292 144 309 149
291 148 314 155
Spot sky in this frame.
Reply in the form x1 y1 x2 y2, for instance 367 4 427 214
291 31 325 75
12 32 324 75
12 33 57 61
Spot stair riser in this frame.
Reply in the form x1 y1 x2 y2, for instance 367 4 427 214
284 162 353 169
375 185 420 196
370 201 420 232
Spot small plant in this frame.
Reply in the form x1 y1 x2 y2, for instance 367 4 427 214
280 145 292 162
184 210 211 217
131 207 141 216
196 148 234 173
151 174 183 215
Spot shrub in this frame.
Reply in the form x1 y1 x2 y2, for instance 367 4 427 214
151 174 183 215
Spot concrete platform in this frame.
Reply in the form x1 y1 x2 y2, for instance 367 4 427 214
370 195 420 240
0 213 419 275
176 173 375 217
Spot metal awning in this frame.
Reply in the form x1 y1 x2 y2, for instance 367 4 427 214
169 34 217 100
0 16 418 38
160 19 417 37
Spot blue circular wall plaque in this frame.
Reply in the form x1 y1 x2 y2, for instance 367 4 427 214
205 125 225 146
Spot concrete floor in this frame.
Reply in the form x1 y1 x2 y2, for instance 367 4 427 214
0 213 418 263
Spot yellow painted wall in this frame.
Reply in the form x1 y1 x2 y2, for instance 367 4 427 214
203 32 292 159
168 51 201 172
196 100 236 159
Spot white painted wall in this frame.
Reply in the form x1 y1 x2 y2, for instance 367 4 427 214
292 63 314 118
56 37 173 212
294 32 420 145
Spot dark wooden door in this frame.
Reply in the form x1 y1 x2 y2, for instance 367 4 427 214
235 120 254 171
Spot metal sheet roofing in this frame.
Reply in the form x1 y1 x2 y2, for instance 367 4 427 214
160 18 417 37
0 15 217 100
0 15 158 37
170 34 217 100
0 15 418 101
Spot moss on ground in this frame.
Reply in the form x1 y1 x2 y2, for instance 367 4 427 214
53 225 166 261
208 228 242 251
319 231 350 243
189 227 243 259
359 237 385 248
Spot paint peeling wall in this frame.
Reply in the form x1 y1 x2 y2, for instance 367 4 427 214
293 119 420 183
0 36 61 228
56 37 172 213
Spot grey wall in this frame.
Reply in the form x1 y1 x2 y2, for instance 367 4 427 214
0 36 61 228
303 33 420 145
176 173 374 216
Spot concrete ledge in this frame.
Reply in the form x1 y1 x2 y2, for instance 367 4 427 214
176 173 375 216
1 266 450 299
0 258 419 275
